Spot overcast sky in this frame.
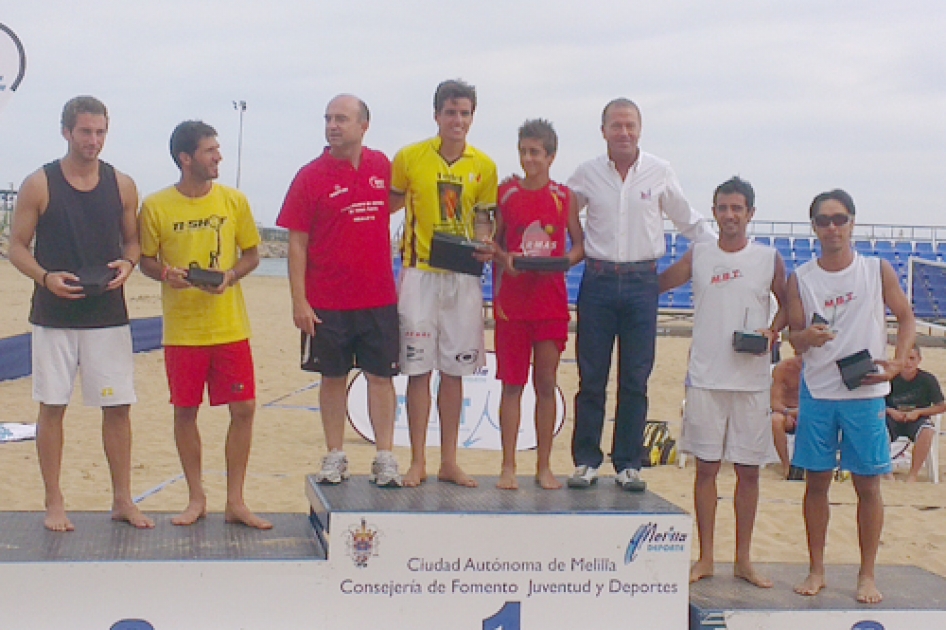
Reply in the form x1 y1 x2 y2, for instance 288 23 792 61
1 1 945 230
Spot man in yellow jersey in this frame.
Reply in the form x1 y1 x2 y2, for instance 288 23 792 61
390 79 498 487
139 120 271 530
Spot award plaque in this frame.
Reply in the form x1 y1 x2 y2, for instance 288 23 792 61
513 256 570 272
185 264 226 288
836 349 877 390
71 265 117 296
429 232 485 276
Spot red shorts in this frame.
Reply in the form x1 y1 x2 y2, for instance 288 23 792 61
164 340 256 407
494 319 567 386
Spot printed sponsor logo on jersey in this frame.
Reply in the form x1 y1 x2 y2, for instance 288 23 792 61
369 176 386 190
710 268 743 285
329 184 349 198
455 349 479 365
405 345 424 362
640 189 652 200
824 292 856 309
172 214 227 232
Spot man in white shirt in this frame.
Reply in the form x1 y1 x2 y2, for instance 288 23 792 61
660 176 786 588
566 98 715 491
787 189 915 604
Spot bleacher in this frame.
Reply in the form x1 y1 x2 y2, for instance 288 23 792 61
391 220 946 318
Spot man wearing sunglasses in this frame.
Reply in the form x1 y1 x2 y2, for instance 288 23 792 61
786 189 915 604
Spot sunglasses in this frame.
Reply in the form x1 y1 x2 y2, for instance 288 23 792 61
811 213 852 228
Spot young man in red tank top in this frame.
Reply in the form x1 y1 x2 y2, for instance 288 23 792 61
490 120 584 489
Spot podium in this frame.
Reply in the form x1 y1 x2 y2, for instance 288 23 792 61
307 475 692 629
689 563 946 629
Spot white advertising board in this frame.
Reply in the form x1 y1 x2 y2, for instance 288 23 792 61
347 350 566 451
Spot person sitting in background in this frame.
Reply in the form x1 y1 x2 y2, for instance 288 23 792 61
886 344 945 482
771 354 804 479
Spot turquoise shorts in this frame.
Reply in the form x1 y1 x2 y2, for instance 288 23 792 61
793 379 891 477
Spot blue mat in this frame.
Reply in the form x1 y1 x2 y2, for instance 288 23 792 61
0 317 163 382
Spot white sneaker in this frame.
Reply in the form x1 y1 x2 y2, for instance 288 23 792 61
314 451 350 485
615 468 646 492
369 451 402 488
567 465 599 488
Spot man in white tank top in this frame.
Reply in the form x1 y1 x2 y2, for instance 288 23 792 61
660 176 788 588
786 189 915 604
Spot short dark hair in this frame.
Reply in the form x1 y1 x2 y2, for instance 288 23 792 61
714 176 755 209
809 189 855 219
169 120 217 168
434 79 477 114
61 96 108 131
518 119 558 156
601 98 641 126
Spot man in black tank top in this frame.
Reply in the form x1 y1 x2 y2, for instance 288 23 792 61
8 96 154 532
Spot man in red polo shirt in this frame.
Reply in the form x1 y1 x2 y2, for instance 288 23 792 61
276 94 402 487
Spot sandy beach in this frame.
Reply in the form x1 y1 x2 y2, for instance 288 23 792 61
2 258 946 581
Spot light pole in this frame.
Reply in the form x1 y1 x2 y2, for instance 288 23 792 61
233 100 246 188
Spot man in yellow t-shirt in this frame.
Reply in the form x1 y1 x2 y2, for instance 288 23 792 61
390 79 498 488
139 120 270 530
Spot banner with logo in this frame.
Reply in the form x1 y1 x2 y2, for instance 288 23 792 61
347 351 566 450
0 24 26 112
326 511 691 628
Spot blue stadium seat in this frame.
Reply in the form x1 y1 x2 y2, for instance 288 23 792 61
675 234 691 254
854 240 873 255
915 242 936 260
793 238 813 261
895 241 913 257
658 292 672 308
937 242 946 259
664 233 673 252
657 254 674 272
874 240 894 253
753 236 771 246
813 240 822 256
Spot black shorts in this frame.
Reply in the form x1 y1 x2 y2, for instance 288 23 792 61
887 416 933 442
301 304 399 377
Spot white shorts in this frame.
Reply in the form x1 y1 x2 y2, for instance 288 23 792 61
680 387 776 466
32 325 136 407
398 267 485 377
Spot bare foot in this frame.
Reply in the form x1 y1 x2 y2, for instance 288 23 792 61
438 462 478 487
44 505 75 532
856 574 883 604
112 502 155 529
689 559 714 583
734 563 773 588
171 500 207 526
535 468 562 490
225 503 273 530
497 466 518 490
402 462 428 488
794 572 826 596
